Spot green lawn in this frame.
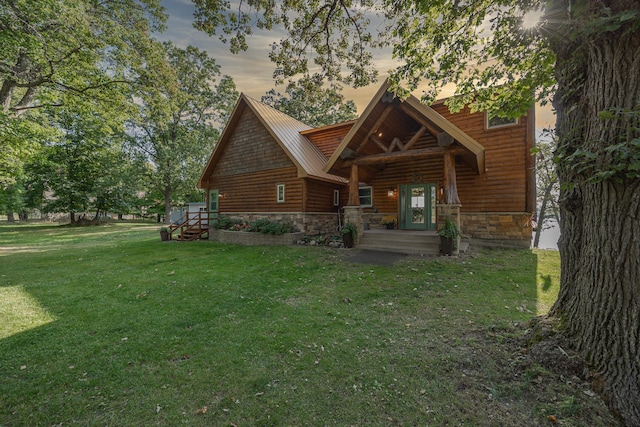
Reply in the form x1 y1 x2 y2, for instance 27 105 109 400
0 223 615 426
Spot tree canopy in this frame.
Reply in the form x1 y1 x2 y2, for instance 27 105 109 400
0 0 165 115
191 0 555 115
127 42 239 223
261 75 357 127
0 0 165 187
0 1 237 224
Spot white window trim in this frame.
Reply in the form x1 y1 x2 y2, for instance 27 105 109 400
486 112 518 129
358 186 373 207
276 183 285 203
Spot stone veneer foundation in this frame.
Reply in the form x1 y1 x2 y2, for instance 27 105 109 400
460 212 533 248
216 212 340 236
213 210 533 248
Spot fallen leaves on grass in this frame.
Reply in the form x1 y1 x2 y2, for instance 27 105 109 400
196 406 207 414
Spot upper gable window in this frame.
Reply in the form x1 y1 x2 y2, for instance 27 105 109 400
486 113 518 129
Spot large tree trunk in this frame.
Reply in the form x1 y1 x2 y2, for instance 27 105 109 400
164 188 172 225
548 2 640 424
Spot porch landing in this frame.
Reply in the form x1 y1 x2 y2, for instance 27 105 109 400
357 229 469 256
358 229 440 256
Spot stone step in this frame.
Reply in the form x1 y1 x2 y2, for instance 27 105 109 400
358 230 440 256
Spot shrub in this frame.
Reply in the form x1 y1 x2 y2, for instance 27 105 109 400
250 218 295 235
212 217 247 230
213 217 296 235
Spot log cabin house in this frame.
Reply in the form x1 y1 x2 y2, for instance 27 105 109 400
197 81 536 252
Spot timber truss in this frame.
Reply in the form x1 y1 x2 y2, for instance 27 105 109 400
324 81 485 206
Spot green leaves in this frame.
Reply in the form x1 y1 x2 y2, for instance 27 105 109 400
127 41 239 220
581 7 640 36
562 137 640 184
194 0 378 87
0 0 165 116
193 0 556 115
0 0 166 195
261 75 357 127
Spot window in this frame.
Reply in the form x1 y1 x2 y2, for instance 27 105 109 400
333 189 340 207
276 184 285 203
486 113 518 129
358 186 372 207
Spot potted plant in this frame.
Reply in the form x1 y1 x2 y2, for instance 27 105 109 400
438 217 459 255
160 226 170 241
340 222 357 248
381 215 397 229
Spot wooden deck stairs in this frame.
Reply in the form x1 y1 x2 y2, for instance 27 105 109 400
169 211 210 241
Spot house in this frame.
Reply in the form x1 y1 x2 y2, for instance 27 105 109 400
198 81 535 251
170 202 206 225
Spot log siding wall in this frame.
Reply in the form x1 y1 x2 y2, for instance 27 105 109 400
355 106 530 215
209 167 303 212
433 104 530 214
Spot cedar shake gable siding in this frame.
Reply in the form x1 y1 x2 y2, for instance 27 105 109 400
199 95 346 187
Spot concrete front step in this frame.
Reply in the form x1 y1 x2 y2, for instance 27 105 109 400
357 230 440 255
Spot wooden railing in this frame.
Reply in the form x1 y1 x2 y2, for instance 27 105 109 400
168 211 212 241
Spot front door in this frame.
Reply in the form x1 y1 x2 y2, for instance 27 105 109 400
208 189 219 224
399 184 436 230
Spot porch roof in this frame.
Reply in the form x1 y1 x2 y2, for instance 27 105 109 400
323 81 485 178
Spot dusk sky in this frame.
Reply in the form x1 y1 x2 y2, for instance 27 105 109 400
157 0 555 130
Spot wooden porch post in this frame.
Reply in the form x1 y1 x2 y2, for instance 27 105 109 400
345 164 364 244
348 164 360 206
443 150 461 205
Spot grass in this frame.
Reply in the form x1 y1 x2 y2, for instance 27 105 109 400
0 222 615 426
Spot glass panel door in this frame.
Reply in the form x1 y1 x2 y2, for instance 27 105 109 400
406 184 425 229
208 189 219 224
400 184 436 230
